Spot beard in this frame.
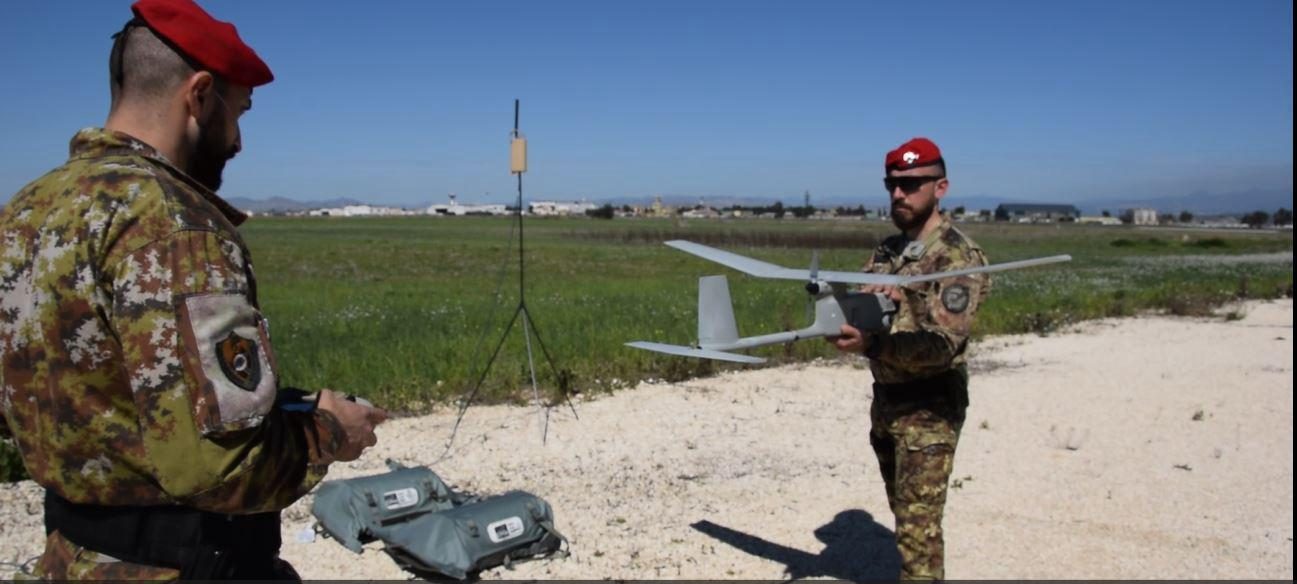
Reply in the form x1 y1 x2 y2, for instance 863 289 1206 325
188 117 236 192
891 197 936 232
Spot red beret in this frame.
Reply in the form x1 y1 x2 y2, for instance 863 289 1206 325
131 0 273 87
885 137 943 172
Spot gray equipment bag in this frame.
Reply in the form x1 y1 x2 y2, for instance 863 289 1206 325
381 491 566 581
311 461 567 581
311 461 460 552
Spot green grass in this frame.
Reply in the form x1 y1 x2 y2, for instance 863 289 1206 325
240 216 1293 410
2 216 1291 482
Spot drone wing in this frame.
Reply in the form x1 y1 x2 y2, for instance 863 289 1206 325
625 341 766 364
892 254 1073 284
665 240 907 285
664 240 1069 285
665 240 806 279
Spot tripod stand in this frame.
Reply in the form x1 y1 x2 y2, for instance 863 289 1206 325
446 100 578 449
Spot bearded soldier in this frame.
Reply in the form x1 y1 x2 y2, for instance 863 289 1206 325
0 0 386 579
832 137 989 580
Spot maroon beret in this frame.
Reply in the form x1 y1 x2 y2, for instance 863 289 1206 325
885 137 943 172
131 0 273 87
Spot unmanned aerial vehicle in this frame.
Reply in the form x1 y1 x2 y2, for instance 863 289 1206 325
626 240 1071 363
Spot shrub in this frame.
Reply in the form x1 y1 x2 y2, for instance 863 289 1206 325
1191 238 1229 249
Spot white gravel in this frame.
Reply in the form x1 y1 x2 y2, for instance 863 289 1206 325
2 299 1292 580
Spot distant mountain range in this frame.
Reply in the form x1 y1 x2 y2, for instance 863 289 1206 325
227 188 1292 217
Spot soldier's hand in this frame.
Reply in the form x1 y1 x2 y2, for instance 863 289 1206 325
317 389 388 462
860 284 903 302
830 324 866 353
865 285 903 302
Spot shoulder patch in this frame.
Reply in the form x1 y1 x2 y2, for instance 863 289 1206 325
177 293 277 435
941 284 971 313
940 226 967 248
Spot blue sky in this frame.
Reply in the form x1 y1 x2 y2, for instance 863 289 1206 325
1 0 1292 207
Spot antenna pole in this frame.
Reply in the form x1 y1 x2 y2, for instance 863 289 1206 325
515 99 524 296
446 100 578 453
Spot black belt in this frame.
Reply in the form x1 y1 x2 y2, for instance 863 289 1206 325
43 489 283 579
873 367 969 409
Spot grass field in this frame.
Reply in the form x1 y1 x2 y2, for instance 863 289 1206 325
238 216 1293 411
1 215 1291 482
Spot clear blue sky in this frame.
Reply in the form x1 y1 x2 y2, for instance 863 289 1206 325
1 0 1292 207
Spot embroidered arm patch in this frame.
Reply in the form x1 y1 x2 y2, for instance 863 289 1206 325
216 331 262 390
941 284 971 314
177 293 277 435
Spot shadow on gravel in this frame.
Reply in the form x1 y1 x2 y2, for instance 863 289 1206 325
692 509 900 582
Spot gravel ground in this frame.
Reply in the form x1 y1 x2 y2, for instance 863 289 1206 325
1 299 1292 580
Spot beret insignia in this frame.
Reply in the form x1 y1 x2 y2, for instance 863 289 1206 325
885 137 943 172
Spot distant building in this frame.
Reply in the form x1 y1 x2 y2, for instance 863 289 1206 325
426 195 508 216
681 206 720 219
1130 208 1158 226
308 204 370 217
309 204 415 217
650 195 674 217
1078 215 1122 226
994 203 1081 223
954 208 992 222
1196 214 1245 229
529 200 597 216
614 205 642 218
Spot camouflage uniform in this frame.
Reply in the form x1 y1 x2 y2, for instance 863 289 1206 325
0 128 345 580
861 214 988 580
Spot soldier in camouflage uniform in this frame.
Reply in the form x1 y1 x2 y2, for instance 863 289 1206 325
833 137 989 580
0 0 386 579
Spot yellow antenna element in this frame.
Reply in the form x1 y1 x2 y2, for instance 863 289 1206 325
510 133 528 174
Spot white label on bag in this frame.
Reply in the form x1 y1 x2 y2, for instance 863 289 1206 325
487 516 524 543
382 487 420 510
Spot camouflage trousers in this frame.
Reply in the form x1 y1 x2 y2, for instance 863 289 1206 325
31 530 301 581
869 388 965 581
32 530 180 581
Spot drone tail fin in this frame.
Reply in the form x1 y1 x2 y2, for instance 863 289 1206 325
698 275 739 345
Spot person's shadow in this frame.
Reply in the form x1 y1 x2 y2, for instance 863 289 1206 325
691 509 900 582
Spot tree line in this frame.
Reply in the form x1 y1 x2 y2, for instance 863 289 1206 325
1108 207 1293 228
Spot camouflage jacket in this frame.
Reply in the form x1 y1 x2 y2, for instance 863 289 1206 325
0 128 344 513
862 215 990 384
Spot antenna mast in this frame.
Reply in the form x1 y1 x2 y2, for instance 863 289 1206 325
448 100 577 448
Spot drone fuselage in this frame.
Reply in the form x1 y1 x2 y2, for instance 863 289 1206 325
627 275 899 363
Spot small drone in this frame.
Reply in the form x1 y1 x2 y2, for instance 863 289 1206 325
627 240 1071 363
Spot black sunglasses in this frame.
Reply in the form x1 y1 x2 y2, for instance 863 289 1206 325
884 175 945 194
